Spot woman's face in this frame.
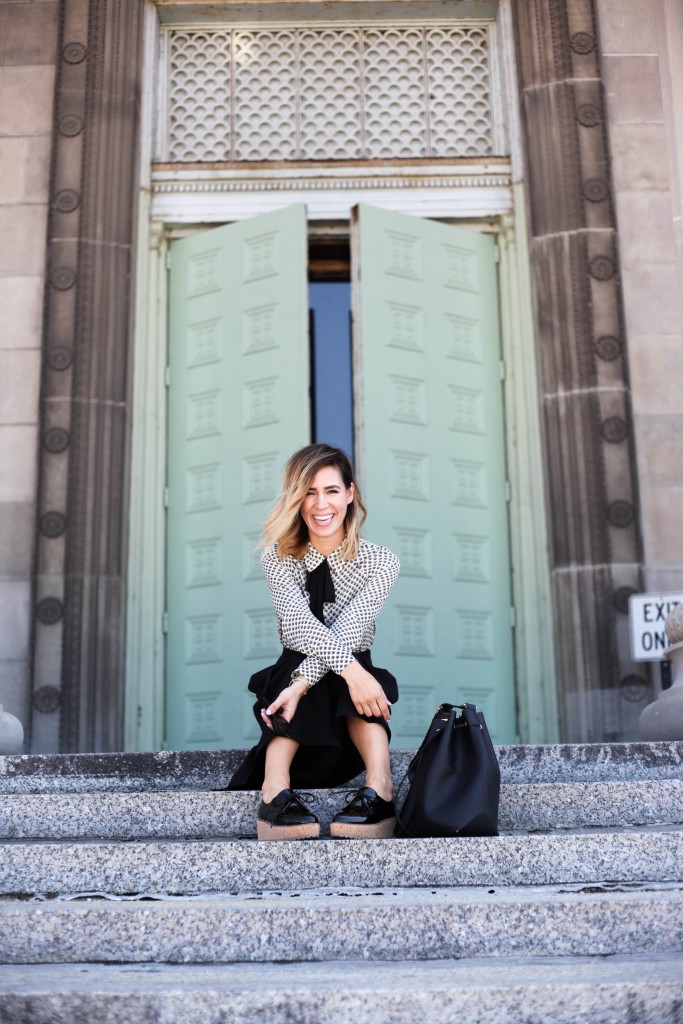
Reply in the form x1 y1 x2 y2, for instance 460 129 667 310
300 465 354 554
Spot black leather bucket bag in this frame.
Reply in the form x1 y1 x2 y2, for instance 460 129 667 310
394 702 501 838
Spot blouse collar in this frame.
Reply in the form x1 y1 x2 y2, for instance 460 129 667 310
304 540 347 574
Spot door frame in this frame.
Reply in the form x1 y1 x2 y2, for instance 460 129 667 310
124 190 558 750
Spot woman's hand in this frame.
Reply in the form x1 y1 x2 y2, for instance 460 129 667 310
261 679 309 732
341 659 392 722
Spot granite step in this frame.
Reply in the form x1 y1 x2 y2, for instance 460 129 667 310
2 740 682 793
1 827 682 896
1 883 682 965
2 778 682 840
1 955 682 1024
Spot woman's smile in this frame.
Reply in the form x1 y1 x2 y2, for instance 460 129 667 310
300 466 354 554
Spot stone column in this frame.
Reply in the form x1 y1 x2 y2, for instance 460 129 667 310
511 0 645 740
30 0 145 752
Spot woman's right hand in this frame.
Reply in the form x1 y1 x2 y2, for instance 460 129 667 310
341 659 392 721
261 679 309 732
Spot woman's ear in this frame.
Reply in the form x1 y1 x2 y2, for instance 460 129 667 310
347 482 355 506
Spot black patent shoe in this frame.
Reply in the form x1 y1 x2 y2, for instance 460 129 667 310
257 788 320 841
330 786 397 839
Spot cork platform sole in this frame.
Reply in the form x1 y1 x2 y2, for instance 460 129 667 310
257 819 320 841
329 816 397 839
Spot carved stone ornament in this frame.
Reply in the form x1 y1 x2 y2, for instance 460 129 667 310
600 416 628 443
53 189 81 213
576 103 601 127
620 675 650 704
589 255 615 281
47 347 73 371
607 500 636 528
35 597 64 624
583 178 608 203
594 335 622 361
58 114 84 137
612 586 638 614
32 686 62 713
62 42 87 64
50 266 77 291
42 427 70 453
570 32 595 54
39 512 67 538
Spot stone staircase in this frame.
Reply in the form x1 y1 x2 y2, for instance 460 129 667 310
0 742 682 1022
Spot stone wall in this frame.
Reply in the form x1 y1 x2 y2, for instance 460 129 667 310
597 0 683 600
0 1 59 739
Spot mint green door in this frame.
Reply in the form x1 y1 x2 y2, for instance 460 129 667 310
166 206 309 750
352 204 516 743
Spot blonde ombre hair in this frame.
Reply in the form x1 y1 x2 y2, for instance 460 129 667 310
262 444 367 560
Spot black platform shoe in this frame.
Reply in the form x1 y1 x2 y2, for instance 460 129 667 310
330 786 397 839
257 788 320 841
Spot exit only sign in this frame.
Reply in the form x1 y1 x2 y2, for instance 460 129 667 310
629 592 683 661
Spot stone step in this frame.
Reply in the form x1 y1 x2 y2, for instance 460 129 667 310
1 828 681 896
2 740 682 793
2 778 682 840
1 883 681 965
1 956 682 1023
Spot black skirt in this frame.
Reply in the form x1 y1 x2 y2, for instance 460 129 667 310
227 648 399 791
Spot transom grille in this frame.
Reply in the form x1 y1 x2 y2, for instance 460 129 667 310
163 25 494 163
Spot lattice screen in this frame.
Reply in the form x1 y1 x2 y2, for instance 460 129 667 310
163 25 494 163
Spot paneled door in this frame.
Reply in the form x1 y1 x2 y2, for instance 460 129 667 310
165 206 310 750
352 204 517 743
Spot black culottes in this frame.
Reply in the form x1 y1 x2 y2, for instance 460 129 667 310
227 648 398 791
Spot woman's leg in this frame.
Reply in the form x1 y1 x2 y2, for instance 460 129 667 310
262 735 300 803
345 717 393 801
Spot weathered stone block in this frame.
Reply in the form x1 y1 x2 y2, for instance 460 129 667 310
0 277 43 350
633 413 683 489
621 264 681 334
0 502 34 577
608 124 671 191
0 66 56 134
0 350 40 424
0 205 48 276
0 425 37 502
615 191 677 267
0 580 29 661
0 2 59 66
596 0 658 54
640 488 683 567
602 56 665 123
629 336 683 415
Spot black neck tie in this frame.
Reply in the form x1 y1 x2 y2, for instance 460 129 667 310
305 558 336 623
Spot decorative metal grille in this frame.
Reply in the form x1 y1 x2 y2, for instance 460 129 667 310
165 25 494 162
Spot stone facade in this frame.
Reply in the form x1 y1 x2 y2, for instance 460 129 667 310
0 0 59 733
0 0 681 752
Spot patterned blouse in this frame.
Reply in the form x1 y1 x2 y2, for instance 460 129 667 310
261 539 400 686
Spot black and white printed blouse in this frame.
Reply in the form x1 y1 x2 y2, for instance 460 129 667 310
261 539 400 686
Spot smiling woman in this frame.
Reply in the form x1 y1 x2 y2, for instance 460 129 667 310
300 467 354 553
226 444 401 841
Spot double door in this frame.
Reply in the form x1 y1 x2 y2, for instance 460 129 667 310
165 203 516 748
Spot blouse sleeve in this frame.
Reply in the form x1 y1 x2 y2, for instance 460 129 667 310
261 546 355 676
294 548 400 685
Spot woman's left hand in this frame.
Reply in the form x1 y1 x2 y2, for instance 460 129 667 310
261 679 309 732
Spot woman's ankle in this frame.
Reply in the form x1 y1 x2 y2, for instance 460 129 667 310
365 775 393 802
262 780 290 804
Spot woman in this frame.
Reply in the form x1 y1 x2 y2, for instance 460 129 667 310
228 443 400 841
